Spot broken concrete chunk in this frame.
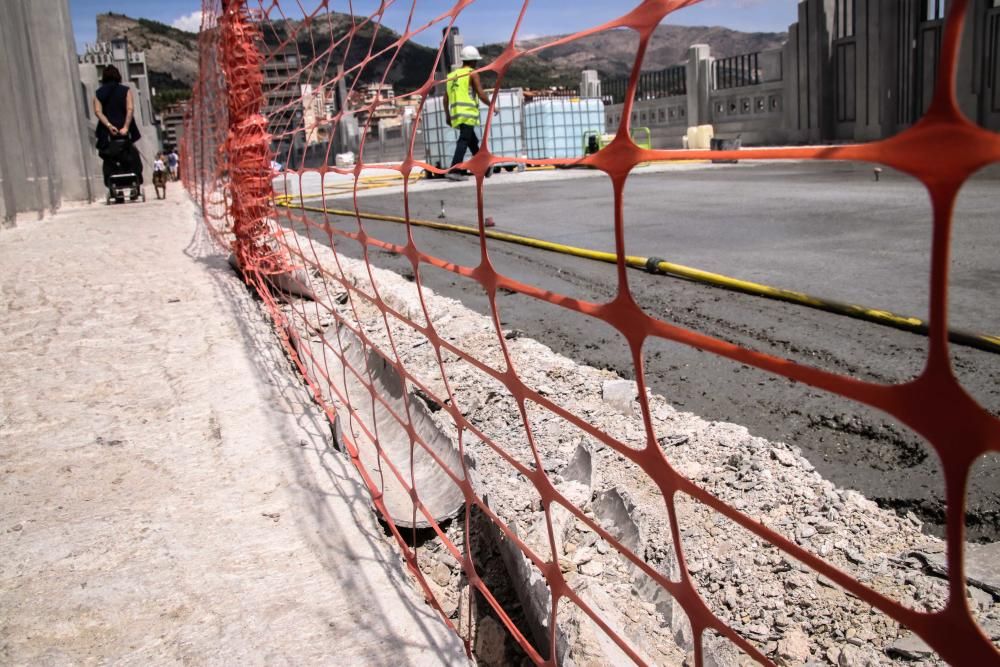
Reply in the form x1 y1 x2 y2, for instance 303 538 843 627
909 541 1000 597
580 559 605 577
592 488 643 554
776 627 810 665
602 379 637 416
885 633 934 660
560 442 594 488
555 480 591 511
770 447 797 467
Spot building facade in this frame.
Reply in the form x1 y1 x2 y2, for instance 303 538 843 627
160 102 189 152
261 47 302 141
601 0 1000 146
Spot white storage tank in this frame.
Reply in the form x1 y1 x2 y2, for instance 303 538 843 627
524 98 606 160
421 88 524 174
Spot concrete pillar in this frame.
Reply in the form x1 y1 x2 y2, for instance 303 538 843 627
0 0 98 226
78 65 104 184
795 1 811 137
0 0 55 222
877 0 896 137
685 44 711 127
855 0 883 141
784 23 802 138
25 0 97 202
955 0 985 126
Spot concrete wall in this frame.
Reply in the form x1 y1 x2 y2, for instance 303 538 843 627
710 80 788 145
0 0 98 227
604 44 792 148
607 95 689 147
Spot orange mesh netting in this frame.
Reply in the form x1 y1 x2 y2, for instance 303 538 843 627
182 1 1000 664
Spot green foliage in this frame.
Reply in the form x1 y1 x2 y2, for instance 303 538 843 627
152 88 191 113
150 70 192 113
149 70 189 92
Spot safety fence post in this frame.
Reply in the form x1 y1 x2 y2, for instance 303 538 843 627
219 0 289 279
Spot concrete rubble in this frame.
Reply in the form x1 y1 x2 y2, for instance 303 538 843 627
274 227 999 665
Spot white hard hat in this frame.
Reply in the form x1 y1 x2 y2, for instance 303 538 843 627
460 45 481 62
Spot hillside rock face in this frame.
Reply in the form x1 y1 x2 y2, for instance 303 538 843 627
96 13 199 88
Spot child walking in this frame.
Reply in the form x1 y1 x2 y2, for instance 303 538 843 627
152 152 168 200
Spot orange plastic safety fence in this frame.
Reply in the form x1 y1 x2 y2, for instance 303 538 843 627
181 1 1000 665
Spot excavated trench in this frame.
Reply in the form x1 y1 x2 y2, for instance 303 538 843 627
264 236 1000 665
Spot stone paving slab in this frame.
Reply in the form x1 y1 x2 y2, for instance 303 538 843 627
0 187 467 666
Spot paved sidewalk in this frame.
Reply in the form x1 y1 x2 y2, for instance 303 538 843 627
0 187 467 665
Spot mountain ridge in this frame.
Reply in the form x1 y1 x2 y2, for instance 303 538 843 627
94 12 786 106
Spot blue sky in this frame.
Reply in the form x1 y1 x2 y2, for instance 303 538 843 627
70 0 798 52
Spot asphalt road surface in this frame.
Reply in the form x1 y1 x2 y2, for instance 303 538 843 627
288 161 1000 541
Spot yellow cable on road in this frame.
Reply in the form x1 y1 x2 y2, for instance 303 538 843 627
276 198 1000 356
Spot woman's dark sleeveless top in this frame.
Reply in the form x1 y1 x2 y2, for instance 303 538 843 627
95 83 141 148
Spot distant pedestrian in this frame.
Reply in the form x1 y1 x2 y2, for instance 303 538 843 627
444 46 494 181
93 65 143 197
168 150 179 181
153 152 168 199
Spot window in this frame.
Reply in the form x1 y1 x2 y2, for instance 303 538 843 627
924 0 946 19
835 0 855 38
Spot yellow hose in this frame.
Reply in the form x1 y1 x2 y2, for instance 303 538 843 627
276 199 1000 355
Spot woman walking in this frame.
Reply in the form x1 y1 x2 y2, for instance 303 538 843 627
93 65 144 199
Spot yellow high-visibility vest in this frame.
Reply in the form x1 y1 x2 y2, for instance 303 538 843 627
446 66 480 128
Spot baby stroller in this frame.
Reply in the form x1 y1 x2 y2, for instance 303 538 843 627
100 136 145 204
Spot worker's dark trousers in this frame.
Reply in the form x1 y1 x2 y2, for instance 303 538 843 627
450 123 480 169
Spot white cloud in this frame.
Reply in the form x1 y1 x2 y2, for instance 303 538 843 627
172 11 203 33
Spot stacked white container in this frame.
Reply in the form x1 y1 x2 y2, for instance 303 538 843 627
421 89 524 174
524 98 606 160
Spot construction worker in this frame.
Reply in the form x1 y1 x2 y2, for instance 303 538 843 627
444 45 493 181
